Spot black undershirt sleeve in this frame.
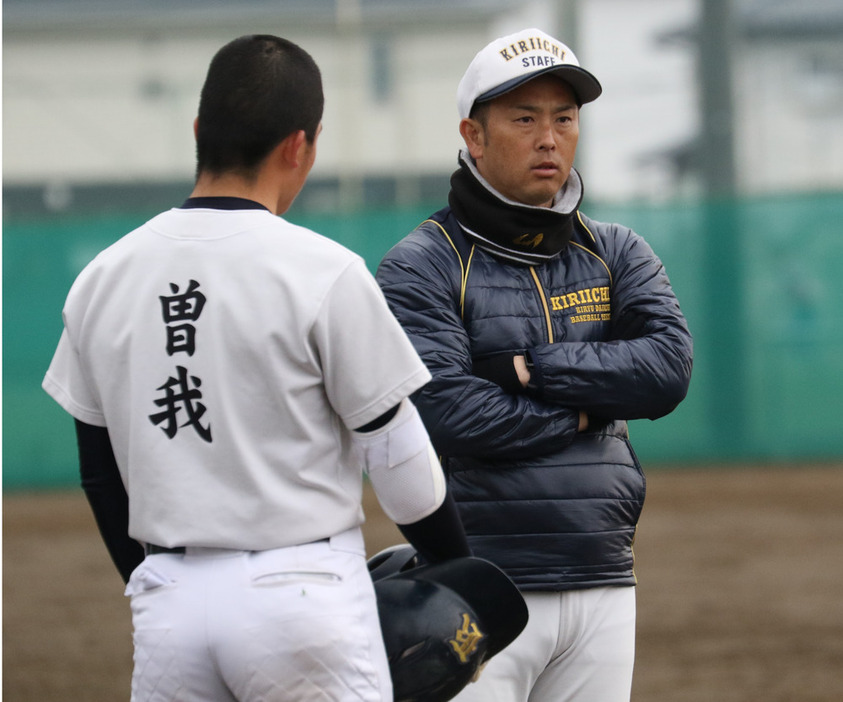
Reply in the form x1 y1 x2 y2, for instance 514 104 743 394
74 420 145 584
397 492 472 564
354 404 400 432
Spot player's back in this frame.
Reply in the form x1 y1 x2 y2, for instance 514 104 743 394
55 206 380 550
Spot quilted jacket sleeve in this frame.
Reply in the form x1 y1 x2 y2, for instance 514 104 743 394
529 219 693 420
376 226 581 460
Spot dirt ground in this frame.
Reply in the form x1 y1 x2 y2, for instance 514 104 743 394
4 464 843 701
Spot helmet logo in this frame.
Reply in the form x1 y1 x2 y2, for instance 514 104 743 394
448 613 485 664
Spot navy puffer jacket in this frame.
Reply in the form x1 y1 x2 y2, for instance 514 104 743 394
376 206 693 590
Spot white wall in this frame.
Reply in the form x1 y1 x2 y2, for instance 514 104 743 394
735 37 843 194
4 1 843 202
2 25 480 186
312 28 475 179
578 0 699 201
4 1 692 201
4 35 209 183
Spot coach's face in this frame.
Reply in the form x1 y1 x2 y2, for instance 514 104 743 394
460 75 579 208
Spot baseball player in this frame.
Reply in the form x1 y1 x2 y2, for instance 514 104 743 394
376 28 693 702
43 34 471 702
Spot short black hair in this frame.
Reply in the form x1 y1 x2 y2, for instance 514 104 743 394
468 101 491 126
195 35 324 179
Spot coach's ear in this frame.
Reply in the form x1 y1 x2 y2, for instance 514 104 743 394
460 117 486 161
193 117 199 141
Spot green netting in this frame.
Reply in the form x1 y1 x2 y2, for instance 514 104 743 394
4 193 842 489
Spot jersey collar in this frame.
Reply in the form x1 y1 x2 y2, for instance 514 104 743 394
181 196 270 212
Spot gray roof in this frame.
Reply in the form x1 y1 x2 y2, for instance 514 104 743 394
3 0 511 32
742 0 843 37
5 0 841 37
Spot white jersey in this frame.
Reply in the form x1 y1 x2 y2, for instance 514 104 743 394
43 204 431 550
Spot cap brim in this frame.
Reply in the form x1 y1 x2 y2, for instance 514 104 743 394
405 557 529 659
476 64 602 106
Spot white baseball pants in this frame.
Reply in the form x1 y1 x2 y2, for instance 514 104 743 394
453 586 636 702
125 527 392 701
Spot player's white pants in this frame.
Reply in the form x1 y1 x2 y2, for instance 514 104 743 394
125 527 392 702
453 586 636 702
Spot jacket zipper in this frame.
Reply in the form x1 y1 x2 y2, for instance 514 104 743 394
529 267 554 343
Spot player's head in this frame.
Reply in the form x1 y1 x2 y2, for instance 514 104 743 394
195 34 324 180
457 28 601 122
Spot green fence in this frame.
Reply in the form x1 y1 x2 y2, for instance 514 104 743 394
4 193 843 490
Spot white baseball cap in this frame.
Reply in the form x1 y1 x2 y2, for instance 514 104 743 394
457 28 602 119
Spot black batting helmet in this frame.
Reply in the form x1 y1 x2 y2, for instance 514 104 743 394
368 545 528 702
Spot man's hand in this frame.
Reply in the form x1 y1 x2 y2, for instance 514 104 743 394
578 411 589 432
513 355 530 389
474 357 593 434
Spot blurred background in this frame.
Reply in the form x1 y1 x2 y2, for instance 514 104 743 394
4 0 843 490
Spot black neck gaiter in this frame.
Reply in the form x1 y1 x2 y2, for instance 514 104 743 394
448 152 583 265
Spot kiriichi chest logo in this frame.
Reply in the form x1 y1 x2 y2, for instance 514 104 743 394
550 286 611 324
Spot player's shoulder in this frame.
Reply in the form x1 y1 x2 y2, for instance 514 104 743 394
277 218 367 277
280 216 354 251
69 215 159 280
